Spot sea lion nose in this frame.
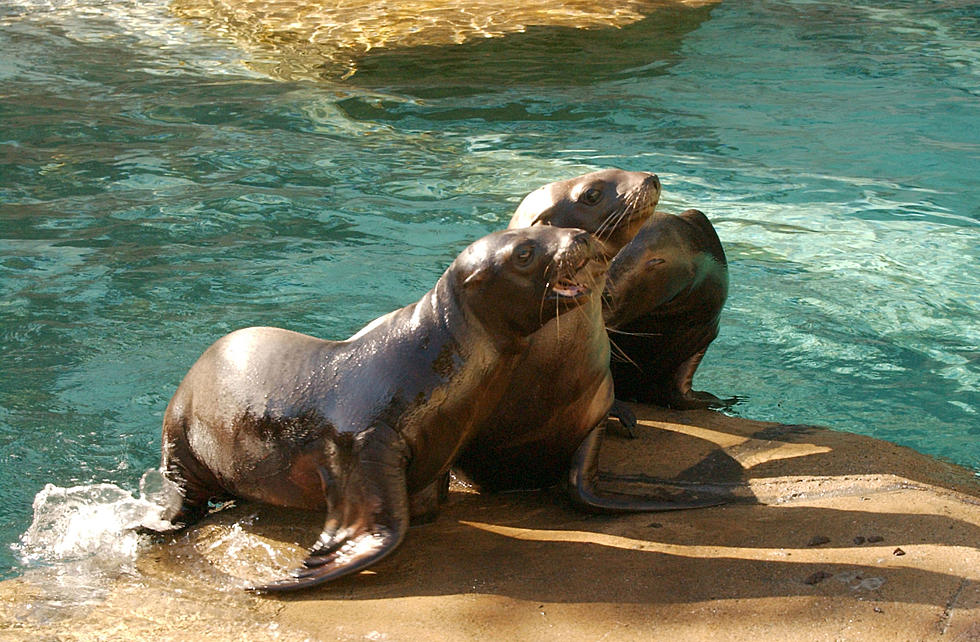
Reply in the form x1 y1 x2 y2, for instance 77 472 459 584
645 173 661 192
570 230 599 260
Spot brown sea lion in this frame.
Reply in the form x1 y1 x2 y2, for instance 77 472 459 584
153 227 604 592
454 169 658 493
454 170 720 512
604 208 729 409
509 168 660 259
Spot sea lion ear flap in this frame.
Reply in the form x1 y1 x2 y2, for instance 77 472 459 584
530 211 551 226
511 187 553 227
462 267 488 289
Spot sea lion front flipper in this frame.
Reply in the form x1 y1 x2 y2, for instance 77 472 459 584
251 425 411 593
607 399 638 438
567 425 725 513
667 347 730 410
408 472 450 525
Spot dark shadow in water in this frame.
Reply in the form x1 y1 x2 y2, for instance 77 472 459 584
343 4 716 93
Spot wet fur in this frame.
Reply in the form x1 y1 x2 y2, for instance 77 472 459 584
455 169 660 491
604 209 729 408
154 227 600 591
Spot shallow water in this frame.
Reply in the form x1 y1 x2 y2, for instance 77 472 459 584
1 0 978 583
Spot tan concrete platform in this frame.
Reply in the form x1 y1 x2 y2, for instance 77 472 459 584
1 405 978 641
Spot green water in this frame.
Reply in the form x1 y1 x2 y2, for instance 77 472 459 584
1 0 978 579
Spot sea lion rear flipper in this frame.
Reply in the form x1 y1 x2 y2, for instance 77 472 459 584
567 425 725 513
250 425 411 593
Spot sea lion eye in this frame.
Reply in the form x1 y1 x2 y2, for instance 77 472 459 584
580 187 602 205
513 242 536 266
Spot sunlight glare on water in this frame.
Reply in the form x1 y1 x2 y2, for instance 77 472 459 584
0 0 978 585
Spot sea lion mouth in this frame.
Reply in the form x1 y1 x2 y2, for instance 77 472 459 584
549 278 591 300
547 251 599 301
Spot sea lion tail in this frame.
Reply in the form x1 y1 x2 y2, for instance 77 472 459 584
249 424 411 593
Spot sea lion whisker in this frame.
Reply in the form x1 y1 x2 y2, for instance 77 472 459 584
538 281 551 324
600 287 616 309
595 204 627 241
584 264 602 300
593 211 613 239
539 252 559 323
554 292 561 341
605 327 665 337
592 200 620 238
607 335 639 368
585 266 598 289
154 227 596 592
601 190 639 235
600 204 633 243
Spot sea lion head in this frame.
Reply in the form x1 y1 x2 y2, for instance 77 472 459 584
604 210 727 328
508 169 661 258
452 226 605 340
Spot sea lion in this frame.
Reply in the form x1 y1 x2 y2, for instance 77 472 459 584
509 168 661 259
154 226 604 592
455 169 716 510
604 209 729 409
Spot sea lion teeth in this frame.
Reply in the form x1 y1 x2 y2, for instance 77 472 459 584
456 171 726 512
552 280 587 298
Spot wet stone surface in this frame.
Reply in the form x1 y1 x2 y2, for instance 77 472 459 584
2 406 978 641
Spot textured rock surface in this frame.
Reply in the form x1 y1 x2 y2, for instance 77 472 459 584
168 0 718 79
2 405 978 641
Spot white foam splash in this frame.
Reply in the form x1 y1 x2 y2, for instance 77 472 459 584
15 469 181 568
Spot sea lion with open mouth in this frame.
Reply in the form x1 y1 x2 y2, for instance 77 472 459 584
455 170 721 512
152 226 603 591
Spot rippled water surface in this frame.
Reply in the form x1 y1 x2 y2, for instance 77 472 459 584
1 0 978 579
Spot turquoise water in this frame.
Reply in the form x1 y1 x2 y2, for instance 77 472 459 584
1 0 978 579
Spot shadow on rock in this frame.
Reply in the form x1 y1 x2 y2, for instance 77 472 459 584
157 404 978 609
